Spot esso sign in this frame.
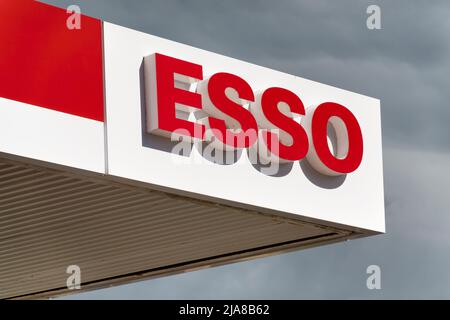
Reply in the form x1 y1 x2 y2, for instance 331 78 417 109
145 53 363 176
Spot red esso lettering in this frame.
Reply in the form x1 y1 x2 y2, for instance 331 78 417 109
302 103 363 176
146 53 364 176
198 72 258 151
251 87 309 163
147 53 204 140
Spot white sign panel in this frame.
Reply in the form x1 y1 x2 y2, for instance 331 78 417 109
103 22 384 233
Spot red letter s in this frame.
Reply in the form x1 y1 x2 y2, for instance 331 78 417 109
198 72 258 150
251 87 309 163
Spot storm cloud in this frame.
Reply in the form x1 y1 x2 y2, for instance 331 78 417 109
41 0 450 299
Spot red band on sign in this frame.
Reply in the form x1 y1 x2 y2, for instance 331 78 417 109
0 0 104 122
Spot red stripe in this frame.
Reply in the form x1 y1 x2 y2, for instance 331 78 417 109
0 0 104 122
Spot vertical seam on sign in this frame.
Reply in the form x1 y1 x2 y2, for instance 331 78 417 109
101 20 109 175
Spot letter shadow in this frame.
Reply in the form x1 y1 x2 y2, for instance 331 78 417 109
299 159 346 189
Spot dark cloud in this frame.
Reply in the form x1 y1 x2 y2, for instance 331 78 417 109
61 147 450 299
39 0 450 298
43 0 450 152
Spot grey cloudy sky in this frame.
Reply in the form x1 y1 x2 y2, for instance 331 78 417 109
42 0 450 299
